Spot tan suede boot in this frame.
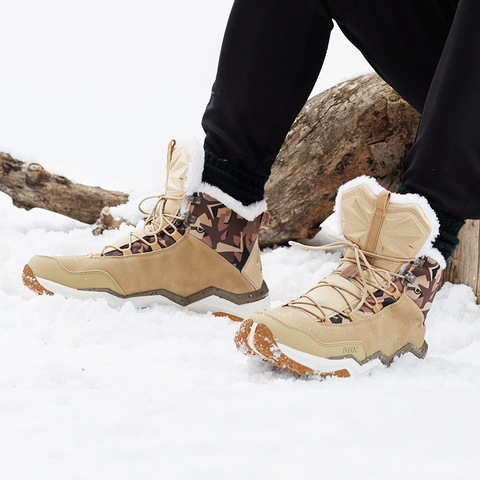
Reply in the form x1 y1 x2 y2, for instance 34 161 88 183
235 177 444 376
23 140 270 320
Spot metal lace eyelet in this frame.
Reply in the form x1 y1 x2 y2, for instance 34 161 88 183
412 257 425 268
187 195 202 206
405 271 417 284
184 213 198 224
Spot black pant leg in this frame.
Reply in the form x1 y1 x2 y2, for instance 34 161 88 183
202 0 333 181
202 0 480 217
403 0 480 219
326 0 458 114
327 0 480 219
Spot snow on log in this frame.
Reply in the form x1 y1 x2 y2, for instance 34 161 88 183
0 152 129 225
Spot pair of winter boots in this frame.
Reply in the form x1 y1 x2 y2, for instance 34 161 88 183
23 141 444 378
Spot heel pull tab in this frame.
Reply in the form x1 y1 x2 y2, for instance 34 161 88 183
365 189 391 259
261 211 270 227
167 139 176 164
165 139 177 188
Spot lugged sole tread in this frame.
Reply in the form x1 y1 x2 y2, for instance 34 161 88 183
212 312 243 322
22 264 54 296
235 319 350 378
234 318 258 356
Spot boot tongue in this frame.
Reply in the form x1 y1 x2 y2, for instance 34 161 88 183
98 141 190 255
342 187 391 253
340 183 432 272
163 142 190 217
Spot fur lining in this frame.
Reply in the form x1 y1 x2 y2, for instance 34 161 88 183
177 138 267 221
332 176 445 269
192 183 267 221
180 137 204 196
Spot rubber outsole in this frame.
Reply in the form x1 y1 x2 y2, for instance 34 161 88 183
22 264 265 322
235 319 428 378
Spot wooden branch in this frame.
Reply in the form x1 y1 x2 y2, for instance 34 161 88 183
0 152 129 224
1 74 477 301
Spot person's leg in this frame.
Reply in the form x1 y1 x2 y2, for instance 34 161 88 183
201 0 334 206
326 0 459 115
401 0 480 221
236 0 475 376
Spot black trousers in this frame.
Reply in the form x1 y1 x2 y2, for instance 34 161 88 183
202 0 480 219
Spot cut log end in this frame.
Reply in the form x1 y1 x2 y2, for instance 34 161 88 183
442 220 480 303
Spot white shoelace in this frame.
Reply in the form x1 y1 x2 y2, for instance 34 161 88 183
288 238 415 322
101 193 186 255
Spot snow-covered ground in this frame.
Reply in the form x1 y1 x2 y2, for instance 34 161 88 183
1 2 480 479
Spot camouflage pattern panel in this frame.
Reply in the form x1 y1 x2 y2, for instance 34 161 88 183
329 278 403 323
104 220 186 257
330 314 350 324
403 257 442 319
341 257 441 323
354 281 403 321
188 193 260 271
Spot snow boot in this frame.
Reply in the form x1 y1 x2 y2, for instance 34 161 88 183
235 177 444 376
23 140 270 320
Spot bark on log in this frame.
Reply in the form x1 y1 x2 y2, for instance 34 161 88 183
260 72 421 247
0 152 129 224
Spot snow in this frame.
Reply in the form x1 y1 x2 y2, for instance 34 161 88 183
1 1 479 479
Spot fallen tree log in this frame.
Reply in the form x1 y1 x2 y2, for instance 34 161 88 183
0 152 129 225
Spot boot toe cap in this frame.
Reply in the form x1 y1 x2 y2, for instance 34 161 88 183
26 255 124 295
246 307 368 362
